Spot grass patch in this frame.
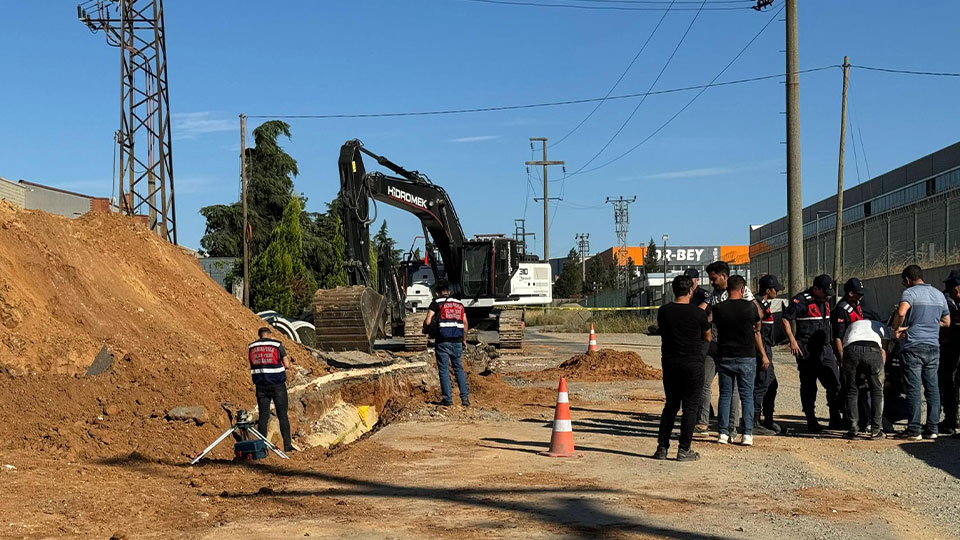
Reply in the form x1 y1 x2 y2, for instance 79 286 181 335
525 309 656 333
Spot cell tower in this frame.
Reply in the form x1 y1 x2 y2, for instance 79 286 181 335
78 0 177 243
605 196 636 288
575 233 590 281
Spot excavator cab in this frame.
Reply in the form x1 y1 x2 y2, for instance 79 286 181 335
460 237 520 300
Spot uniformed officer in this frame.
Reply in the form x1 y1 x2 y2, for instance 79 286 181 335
248 327 294 452
754 274 783 434
782 274 842 432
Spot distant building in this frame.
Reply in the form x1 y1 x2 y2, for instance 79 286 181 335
596 245 751 277
0 176 112 217
198 256 236 290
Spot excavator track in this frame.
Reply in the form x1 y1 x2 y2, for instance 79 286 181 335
313 286 386 353
404 311 429 351
497 309 524 350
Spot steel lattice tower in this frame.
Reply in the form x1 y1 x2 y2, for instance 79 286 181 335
605 196 636 288
79 0 177 243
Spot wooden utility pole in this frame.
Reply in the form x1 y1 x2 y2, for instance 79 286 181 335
834 56 850 285
526 137 563 262
240 114 250 308
785 0 804 295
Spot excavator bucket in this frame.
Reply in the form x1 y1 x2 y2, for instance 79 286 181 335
313 286 387 353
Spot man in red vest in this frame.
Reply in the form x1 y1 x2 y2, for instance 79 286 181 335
423 280 470 407
249 327 294 452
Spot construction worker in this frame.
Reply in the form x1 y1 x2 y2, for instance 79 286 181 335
754 275 783 435
423 279 470 407
248 327 294 452
831 278 867 431
940 270 960 437
782 274 842 432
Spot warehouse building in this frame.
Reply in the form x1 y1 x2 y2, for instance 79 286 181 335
0 176 112 217
750 141 960 292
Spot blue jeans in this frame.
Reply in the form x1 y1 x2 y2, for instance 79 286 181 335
901 343 941 434
436 341 469 405
718 357 756 436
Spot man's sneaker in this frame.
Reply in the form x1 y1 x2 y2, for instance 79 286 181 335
763 420 782 434
461 401 471 408
922 431 938 440
652 446 668 460
895 431 922 441
806 421 824 433
741 435 754 446
868 429 886 440
694 424 710 434
718 433 730 445
676 448 700 462
843 431 858 440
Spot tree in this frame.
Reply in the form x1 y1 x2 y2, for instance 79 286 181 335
250 198 317 318
554 249 583 298
643 237 660 275
625 257 637 289
584 254 616 295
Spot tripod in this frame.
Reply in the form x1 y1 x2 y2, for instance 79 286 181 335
190 413 289 465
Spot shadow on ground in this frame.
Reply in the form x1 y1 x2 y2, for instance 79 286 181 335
898 439 960 479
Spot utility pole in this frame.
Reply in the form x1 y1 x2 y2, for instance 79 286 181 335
240 114 250 308
834 56 850 284
527 137 564 262
514 218 535 258
785 0 804 295
605 196 637 289
575 233 590 282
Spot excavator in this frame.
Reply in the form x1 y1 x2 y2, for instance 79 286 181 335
312 139 552 353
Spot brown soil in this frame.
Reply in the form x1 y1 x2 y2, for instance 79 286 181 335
527 348 662 382
0 203 326 459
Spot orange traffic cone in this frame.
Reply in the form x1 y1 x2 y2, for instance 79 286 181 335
586 323 599 354
540 377 576 457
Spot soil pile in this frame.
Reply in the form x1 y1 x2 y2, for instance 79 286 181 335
0 203 325 458
544 349 662 382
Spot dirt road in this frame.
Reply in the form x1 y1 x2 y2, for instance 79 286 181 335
2 329 958 539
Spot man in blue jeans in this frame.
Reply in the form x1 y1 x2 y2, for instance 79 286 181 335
710 275 769 446
423 280 470 407
890 265 951 440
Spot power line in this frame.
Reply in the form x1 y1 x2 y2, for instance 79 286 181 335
550 0 678 148
852 65 960 77
456 0 752 10
569 0 708 175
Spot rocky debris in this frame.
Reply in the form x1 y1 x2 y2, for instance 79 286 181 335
165 406 208 426
313 349 395 369
464 341 501 375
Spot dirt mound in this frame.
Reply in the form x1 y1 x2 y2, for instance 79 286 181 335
541 349 662 382
0 203 326 458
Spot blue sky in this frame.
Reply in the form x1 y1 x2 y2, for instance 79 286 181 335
1 1 958 260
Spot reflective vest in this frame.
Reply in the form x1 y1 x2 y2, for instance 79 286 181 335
833 299 864 341
434 297 466 342
248 338 286 386
759 298 775 347
784 289 833 357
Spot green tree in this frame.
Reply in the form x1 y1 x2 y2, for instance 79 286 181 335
250 198 317 318
584 254 616 294
554 249 583 298
643 238 660 275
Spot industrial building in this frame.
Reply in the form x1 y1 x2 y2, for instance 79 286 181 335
750 141 960 295
0 176 112 217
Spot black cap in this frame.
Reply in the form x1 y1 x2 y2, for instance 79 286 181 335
843 277 865 295
944 269 960 284
758 274 783 292
813 274 835 295
684 268 700 278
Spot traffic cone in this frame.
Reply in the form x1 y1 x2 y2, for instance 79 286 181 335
586 323 599 354
540 377 576 457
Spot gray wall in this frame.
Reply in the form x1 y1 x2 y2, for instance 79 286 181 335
860 263 960 319
21 183 92 217
0 177 25 207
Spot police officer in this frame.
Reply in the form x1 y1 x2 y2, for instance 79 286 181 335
249 327 294 452
423 280 471 407
940 270 960 436
782 274 842 432
831 278 867 432
754 274 783 435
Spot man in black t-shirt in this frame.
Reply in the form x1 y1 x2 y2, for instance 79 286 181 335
712 275 768 447
654 275 711 462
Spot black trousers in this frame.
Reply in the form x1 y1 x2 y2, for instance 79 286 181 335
256 383 293 450
754 344 778 420
841 343 884 431
796 345 841 422
658 360 705 451
939 342 960 430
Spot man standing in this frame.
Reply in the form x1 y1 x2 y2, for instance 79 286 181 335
712 275 768 446
940 271 960 436
695 261 752 434
685 268 707 308
754 275 783 434
249 327 294 452
831 278 867 431
654 275 711 462
782 274 842 432
423 280 471 407
890 265 950 440
839 317 890 440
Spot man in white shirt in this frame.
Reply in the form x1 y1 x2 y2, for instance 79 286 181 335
841 318 891 440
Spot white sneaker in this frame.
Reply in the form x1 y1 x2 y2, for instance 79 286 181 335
718 433 730 445
742 435 754 446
